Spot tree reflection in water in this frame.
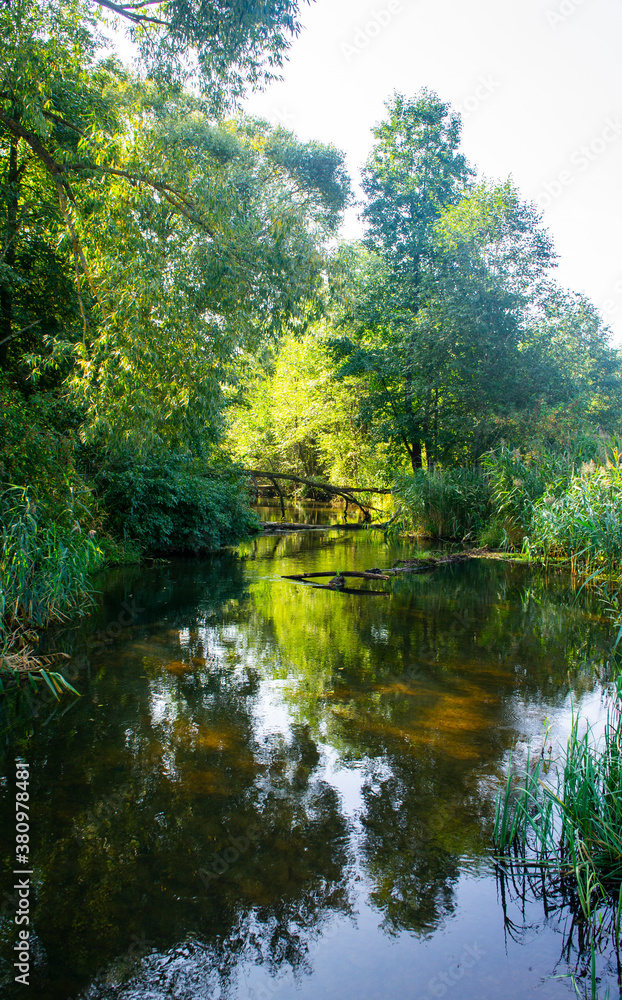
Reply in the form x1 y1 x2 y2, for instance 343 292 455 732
0 537 615 999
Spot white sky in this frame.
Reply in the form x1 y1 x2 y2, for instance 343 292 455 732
243 0 622 345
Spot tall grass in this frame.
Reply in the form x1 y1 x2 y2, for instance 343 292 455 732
393 467 492 540
494 682 622 984
0 486 102 697
524 458 622 570
482 445 574 542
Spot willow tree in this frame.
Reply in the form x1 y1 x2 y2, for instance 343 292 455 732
0 0 349 452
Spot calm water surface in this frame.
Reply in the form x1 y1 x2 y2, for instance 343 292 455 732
0 529 618 999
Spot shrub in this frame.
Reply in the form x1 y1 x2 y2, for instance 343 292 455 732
0 382 82 497
95 457 260 553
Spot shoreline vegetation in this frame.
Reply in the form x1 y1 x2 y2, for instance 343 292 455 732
4 438 622 691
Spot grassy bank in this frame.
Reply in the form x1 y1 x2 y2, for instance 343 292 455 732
393 444 622 575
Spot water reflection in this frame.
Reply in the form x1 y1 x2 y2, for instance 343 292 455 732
0 533 616 999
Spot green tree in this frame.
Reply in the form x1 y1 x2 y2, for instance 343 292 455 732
92 0 310 109
0 0 349 451
362 88 473 297
332 92 562 469
228 324 391 484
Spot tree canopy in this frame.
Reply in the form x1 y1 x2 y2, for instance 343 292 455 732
0 0 349 452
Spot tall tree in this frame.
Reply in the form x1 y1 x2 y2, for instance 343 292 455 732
333 92 561 469
0 0 349 451
362 88 473 305
341 89 475 469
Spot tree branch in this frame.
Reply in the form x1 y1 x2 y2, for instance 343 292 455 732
243 469 381 520
42 110 86 137
0 109 62 176
64 163 217 238
91 0 170 27
0 319 40 347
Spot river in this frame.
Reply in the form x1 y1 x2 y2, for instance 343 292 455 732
0 526 618 999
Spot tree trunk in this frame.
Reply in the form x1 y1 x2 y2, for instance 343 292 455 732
0 135 19 370
410 439 423 471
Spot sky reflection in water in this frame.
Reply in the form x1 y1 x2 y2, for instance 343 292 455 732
0 530 616 999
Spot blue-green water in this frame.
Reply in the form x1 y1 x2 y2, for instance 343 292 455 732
0 530 618 999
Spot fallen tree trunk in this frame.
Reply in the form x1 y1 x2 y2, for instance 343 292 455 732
244 469 386 521
385 553 470 574
282 571 390 581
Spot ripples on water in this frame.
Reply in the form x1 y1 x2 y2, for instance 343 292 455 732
0 529 617 999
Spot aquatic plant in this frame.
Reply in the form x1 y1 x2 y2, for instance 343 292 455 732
392 467 492 540
494 680 622 981
0 485 100 696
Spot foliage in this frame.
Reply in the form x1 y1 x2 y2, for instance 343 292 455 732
494 680 622 970
228 324 395 485
480 444 622 572
392 468 492 540
525 457 622 570
92 0 309 111
0 380 84 494
328 90 620 472
0 485 102 647
481 445 574 542
1 1 350 453
95 457 260 553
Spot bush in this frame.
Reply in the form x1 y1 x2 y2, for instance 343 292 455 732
393 468 492 540
0 382 82 496
95 458 260 553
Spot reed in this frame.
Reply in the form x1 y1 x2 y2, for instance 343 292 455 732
393 467 492 540
494 682 622 978
0 486 101 696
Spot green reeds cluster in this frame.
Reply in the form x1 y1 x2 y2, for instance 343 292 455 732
0 485 102 697
482 445 574 540
392 467 492 540
495 686 622 978
525 458 622 569
0 486 101 638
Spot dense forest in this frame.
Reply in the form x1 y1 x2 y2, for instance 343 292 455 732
2 0 622 661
